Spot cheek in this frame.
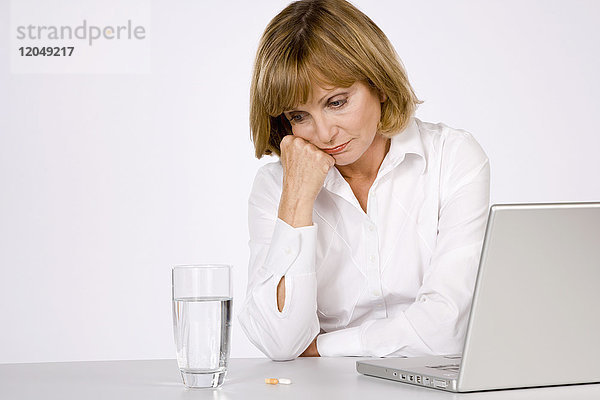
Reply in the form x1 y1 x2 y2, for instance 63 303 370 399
364 98 382 127
291 125 314 143
342 102 380 138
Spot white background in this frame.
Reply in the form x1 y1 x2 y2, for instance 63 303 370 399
1 0 599 363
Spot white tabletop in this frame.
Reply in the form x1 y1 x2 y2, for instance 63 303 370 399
1 358 599 400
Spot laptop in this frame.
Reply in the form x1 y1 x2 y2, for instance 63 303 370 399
357 202 600 392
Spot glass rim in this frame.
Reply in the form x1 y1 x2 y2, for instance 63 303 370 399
172 264 232 270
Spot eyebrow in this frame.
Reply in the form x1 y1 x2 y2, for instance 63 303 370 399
285 90 349 114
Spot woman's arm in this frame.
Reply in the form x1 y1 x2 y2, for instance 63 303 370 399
275 191 315 312
238 136 334 360
274 135 335 313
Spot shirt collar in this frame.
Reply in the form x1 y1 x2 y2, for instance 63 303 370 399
380 116 426 175
323 117 426 190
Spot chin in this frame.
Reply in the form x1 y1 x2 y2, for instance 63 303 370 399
332 152 360 166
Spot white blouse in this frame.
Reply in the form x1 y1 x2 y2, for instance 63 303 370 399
238 117 490 360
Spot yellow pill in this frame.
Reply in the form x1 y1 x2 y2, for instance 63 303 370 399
265 378 279 385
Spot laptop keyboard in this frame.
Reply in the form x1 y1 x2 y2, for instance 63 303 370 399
426 363 460 373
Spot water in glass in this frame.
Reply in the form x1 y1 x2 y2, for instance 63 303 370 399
173 296 232 387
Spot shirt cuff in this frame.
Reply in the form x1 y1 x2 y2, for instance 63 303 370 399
262 217 318 279
317 325 364 357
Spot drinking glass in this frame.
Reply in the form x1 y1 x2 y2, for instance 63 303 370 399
172 264 232 388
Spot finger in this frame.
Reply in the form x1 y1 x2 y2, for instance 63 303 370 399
280 135 293 149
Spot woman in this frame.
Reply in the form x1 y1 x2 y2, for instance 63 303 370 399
239 0 490 361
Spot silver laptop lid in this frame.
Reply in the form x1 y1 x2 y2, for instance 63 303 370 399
458 203 600 392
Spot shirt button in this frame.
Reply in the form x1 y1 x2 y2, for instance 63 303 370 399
369 255 376 263
368 224 376 232
372 290 380 297
284 248 292 255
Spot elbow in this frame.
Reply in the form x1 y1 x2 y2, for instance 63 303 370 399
249 334 305 362
257 323 318 361
263 348 298 362
238 309 318 361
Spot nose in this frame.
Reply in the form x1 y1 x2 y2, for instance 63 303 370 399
313 114 337 147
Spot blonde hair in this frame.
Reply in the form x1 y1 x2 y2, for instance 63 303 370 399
250 0 423 158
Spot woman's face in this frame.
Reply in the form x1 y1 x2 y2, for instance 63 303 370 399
283 80 386 166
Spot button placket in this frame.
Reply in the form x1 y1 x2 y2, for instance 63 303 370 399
365 219 381 299
366 186 383 299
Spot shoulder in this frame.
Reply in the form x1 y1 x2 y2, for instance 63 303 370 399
415 118 487 163
253 160 283 187
249 160 284 206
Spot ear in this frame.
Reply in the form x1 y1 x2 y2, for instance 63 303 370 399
378 89 387 103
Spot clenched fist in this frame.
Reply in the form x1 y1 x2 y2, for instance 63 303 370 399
277 135 335 227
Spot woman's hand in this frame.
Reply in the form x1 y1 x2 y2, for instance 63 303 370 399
278 135 335 228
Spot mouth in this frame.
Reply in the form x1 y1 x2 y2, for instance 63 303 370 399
322 140 351 155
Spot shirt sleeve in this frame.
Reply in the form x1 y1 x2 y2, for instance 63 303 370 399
238 165 321 361
317 132 491 357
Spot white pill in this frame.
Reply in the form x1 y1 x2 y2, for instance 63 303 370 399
278 378 292 385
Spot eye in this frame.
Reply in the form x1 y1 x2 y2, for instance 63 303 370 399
329 99 347 108
288 113 305 123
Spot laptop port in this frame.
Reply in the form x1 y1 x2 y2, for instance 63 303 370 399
416 376 422 384
423 376 431 386
433 379 448 388
400 374 407 380
392 372 398 377
408 375 415 382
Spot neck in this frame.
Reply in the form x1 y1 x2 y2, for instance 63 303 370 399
336 134 391 183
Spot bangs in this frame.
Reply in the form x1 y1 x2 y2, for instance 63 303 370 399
258 39 361 116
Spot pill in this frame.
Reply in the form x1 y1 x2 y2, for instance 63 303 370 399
265 378 279 385
278 378 292 385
